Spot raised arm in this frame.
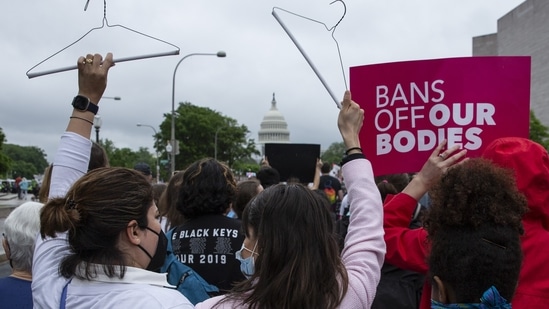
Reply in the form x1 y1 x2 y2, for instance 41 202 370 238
48 53 114 199
311 158 323 190
33 53 115 309
337 91 386 308
383 141 467 272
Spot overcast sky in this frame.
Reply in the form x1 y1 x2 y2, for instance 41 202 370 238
1 0 524 164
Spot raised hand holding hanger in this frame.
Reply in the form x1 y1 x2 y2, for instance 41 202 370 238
26 0 180 79
272 0 347 109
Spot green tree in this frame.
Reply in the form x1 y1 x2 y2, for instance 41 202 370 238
101 139 117 163
231 157 261 178
0 128 12 176
529 110 549 149
160 102 259 169
3 144 48 178
321 142 345 165
101 138 161 179
109 147 142 168
102 139 153 168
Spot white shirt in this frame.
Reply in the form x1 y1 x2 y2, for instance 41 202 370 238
339 194 350 217
32 132 193 309
65 265 193 309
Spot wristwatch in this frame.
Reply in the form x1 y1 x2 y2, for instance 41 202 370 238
71 95 98 115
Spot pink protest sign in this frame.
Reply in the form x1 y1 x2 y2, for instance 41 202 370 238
350 56 531 176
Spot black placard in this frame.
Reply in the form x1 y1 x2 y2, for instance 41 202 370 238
264 143 320 184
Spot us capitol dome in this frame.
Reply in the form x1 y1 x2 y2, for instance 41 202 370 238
258 93 290 155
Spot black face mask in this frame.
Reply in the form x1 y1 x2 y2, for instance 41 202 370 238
137 227 168 272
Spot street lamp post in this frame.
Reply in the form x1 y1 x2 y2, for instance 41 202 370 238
92 96 120 144
93 115 102 143
166 143 173 175
137 123 160 183
171 51 226 175
214 127 223 161
102 96 122 101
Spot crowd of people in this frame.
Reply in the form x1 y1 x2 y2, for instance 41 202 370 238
1 52 548 309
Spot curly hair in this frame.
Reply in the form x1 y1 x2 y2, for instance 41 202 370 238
429 225 523 302
424 158 528 302
423 158 527 236
176 158 236 219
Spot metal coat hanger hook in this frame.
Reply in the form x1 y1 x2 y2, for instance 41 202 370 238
272 1 348 109
26 0 180 79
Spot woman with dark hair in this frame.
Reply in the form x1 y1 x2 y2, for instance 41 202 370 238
32 53 193 308
375 173 410 195
170 157 245 292
157 171 185 231
87 141 109 171
38 141 108 203
233 179 263 219
37 164 52 203
383 140 530 308
375 179 398 203
424 158 527 307
151 183 167 230
196 91 385 308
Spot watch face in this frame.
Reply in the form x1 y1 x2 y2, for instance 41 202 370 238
72 95 90 111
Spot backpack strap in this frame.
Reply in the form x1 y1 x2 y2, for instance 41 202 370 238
59 278 72 309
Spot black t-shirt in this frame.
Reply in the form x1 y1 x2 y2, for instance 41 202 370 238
171 214 246 292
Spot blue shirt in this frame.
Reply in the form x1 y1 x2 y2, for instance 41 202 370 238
0 276 33 308
20 180 29 190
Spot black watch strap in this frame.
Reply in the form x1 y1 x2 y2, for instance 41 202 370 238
84 101 99 115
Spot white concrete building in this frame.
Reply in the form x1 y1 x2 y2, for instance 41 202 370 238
473 0 549 125
258 93 290 155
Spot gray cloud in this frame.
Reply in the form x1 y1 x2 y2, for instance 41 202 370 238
0 0 523 162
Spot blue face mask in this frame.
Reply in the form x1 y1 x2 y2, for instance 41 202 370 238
226 209 237 218
235 241 258 278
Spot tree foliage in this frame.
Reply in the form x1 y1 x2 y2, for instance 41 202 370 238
321 141 345 165
231 157 261 176
160 102 259 170
101 139 160 178
3 143 48 179
529 110 549 149
0 127 12 176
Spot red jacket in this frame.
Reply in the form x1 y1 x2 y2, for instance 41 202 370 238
384 137 549 309
383 193 431 309
483 137 549 307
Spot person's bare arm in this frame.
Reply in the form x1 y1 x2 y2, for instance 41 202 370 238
311 158 322 190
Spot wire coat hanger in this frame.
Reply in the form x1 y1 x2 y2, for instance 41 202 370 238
26 0 180 79
272 1 348 109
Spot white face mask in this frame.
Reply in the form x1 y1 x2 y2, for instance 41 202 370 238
235 241 258 278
